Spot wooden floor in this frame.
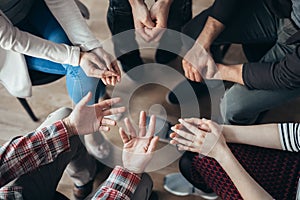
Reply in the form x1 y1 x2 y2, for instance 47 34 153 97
1 0 300 200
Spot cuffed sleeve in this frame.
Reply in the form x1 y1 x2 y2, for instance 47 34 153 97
243 46 300 90
278 123 300 152
0 120 70 187
92 166 141 200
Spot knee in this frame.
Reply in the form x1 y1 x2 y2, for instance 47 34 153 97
220 93 258 125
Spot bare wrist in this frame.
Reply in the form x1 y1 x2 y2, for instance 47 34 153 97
62 117 78 137
214 145 232 164
129 0 144 7
157 0 173 5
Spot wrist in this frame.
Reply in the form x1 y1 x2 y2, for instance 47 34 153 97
214 145 232 164
129 0 144 7
157 0 173 5
62 117 78 137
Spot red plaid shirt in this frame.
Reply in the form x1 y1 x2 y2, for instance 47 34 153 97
0 121 141 200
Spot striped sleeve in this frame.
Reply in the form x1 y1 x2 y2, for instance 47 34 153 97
278 123 300 152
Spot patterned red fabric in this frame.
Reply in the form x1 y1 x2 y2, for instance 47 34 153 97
180 144 300 200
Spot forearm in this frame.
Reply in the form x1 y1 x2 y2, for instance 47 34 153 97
222 123 282 150
216 146 273 200
196 16 225 50
216 63 244 84
0 16 80 66
0 121 70 187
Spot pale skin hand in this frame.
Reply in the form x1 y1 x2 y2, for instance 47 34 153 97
182 44 217 82
183 16 224 82
63 92 125 137
170 118 274 200
119 111 159 174
91 47 122 86
129 0 155 42
144 0 173 42
79 51 119 81
170 118 226 158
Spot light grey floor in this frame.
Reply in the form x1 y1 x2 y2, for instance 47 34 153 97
1 1 300 199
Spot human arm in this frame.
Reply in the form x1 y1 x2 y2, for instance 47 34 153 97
183 0 241 82
0 92 125 187
92 111 159 199
169 119 273 200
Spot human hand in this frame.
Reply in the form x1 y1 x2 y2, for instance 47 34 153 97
91 48 121 86
170 118 226 159
130 0 155 42
63 92 125 136
79 51 119 81
182 43 217 82
144 0 172 42
119 111 159 173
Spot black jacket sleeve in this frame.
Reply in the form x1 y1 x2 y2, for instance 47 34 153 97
243 45 300 90
209 0 240 26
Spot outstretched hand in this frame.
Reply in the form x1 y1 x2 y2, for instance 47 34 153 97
119 111 159 173
63 92 125 135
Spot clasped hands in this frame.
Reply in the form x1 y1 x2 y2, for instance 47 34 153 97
131 0 172 42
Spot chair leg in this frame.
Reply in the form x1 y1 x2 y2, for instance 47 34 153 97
17 98 39 122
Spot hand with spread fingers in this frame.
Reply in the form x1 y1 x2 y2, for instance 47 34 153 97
119 111 159 174
63 92 126 135
170 118 226 158
91 47 121 86
182 43 217 82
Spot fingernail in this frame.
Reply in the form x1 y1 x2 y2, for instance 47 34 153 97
171 127 176 131
178 119 183 123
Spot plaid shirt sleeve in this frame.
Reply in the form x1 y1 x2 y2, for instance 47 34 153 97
92 166 141 200
0 120 70 187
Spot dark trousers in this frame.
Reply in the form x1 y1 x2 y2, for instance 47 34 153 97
107 0 192 77
180 0 300 124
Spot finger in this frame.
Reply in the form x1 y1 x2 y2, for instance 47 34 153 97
144 16 155 28
77 92 93 107
112 61 121 77
206 58 217 79
99 97 122 109
188 68 196 82
179 119 204 136
183 118 202 126
124 117 136 137
102 107 126 116
101 118 116 126
147 136 159 153
136 28 152 42
139 111 147 137
146 115 156 137
192 68 202 82
171 126 195 141
119 127 130 144
101 78 108 85
99 126 110 132
111 76 116 86
171 136 194 147
102 70 118 78
182 60 190 78
177 144 199 153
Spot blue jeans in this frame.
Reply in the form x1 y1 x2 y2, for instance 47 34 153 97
16 0 105 105
181 0 300 124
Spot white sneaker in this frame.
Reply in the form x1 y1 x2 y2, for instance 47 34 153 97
163 173 218 200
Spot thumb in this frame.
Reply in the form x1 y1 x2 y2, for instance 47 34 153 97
144 15 155 28
77 92 92 107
